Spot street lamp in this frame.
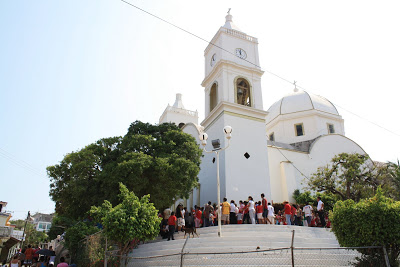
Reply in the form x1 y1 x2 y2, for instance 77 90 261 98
199 125 232 237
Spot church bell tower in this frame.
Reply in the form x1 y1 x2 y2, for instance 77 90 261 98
198 11 271 205
203 11 264 116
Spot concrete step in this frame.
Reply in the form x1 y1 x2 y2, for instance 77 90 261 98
127 225 345 266
126 251 360 266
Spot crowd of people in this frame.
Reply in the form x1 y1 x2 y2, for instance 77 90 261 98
159 194 330 240
1 245 68 267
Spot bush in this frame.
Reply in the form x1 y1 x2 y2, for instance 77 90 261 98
90 183 161 256
64 221 100 262
331 187 400 266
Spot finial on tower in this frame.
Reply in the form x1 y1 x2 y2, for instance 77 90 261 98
172 93 185 109
293 81 299 92
225 9 233 23
223 9 241 31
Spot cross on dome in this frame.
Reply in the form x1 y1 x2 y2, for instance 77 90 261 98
293 81 299 92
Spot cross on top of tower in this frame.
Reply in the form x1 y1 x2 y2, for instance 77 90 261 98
223 9 240 31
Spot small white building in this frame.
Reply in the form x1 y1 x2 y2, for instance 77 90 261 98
31 213 53 233
160 12 367 206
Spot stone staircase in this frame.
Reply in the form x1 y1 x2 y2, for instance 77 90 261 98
126 225 362 266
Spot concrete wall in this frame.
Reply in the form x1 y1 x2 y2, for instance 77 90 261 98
267 134 367 203
266 111 344 144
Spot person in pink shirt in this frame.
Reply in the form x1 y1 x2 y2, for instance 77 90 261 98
57 257 68 267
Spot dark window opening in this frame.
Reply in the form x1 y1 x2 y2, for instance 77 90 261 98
328 124 335 134
295 124 304 136
269 133 275 141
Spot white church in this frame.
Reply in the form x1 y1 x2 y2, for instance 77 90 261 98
159 12 367 206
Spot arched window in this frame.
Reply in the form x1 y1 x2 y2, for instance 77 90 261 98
178 122 185 129
210 83 217 112
236 78 251 106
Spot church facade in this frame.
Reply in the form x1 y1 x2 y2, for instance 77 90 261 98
159 13 367 207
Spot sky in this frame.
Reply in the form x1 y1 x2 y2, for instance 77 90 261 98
1 0 399 220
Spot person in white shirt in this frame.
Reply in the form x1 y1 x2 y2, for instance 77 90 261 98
317 197 326 227
230 200 237 224
267 202 275 224
247 196 256 224
303 202 313 226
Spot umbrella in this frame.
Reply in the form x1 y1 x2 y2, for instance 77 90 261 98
36 249 54 256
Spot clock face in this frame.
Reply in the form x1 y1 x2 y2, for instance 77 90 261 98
235 48 247 59
210 53 216 66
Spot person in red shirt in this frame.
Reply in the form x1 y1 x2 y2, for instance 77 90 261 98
256 201 264 224
33 247 40 263
167 212 177 241
195 207 202 228
291 204 297 225
283 201 292 225
261 193 268 224
25 244 34 265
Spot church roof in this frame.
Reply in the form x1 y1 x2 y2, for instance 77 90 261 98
266 90 339 124
267 137 317 153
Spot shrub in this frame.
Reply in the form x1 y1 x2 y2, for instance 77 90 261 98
331 187 400 266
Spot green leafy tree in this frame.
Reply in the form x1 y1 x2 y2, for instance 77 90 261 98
64 221 100 262
331 187 400 266
47 215 75 240
388 160 400 200
9 219 26 230
47 121 202 219
307 153 383 201
292 190 338 212
90 183 161 257
292 190 314 205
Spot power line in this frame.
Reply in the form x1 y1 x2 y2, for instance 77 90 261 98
120 0 400 139
0 150 44 178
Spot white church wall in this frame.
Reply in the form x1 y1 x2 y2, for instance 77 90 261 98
181 124 202 208
281 115 317 143
266 111 344 144
222 113 271 203
267 147 309 202
200 115 227 205
204 36 222 78
309 134 367 167
280 161 297 203
267 134 368 203
314 115 344 136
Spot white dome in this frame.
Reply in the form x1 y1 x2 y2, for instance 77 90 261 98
266 90 339 124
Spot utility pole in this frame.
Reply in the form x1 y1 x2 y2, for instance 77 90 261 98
20 211 30 250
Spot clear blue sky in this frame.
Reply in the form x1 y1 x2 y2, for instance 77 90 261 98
1 0 399 219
